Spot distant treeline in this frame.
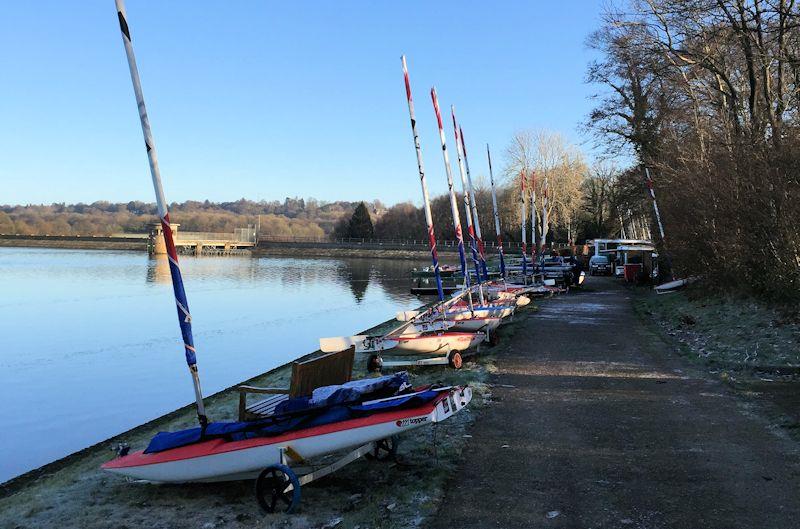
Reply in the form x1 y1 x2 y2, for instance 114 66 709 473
2 130 645 250
0 198 385 239
5 130 663 255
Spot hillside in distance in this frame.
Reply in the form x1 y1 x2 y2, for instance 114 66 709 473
0 198 387 239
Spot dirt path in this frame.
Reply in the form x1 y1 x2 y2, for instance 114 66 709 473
428 277 800 529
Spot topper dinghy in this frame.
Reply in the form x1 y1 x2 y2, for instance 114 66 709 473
103 377 471 484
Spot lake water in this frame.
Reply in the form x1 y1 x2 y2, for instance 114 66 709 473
0 247 428 483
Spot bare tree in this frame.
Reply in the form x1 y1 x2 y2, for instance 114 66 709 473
505 130 588 246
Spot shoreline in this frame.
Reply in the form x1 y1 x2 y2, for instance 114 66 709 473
0 314 400 496
0 238 439 260
0 237 147 251
0 304 502 528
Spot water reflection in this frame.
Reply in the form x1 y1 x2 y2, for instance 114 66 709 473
146 254 171 284
0 248 430 482
144 255 429 305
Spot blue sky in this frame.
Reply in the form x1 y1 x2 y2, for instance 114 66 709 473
1 1 603 206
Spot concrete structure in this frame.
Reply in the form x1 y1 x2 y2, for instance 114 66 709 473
149 224 256 255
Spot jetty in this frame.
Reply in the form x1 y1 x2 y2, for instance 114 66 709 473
148 224 256 255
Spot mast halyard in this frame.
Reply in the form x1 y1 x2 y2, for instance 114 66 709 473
115 0 207 427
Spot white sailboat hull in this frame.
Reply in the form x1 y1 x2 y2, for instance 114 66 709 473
104 387 472 483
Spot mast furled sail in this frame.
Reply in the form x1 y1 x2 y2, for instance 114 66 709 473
401 56 444 301
450 107 485 292
115 0 207 427
458 125 489 282
530 170 538 265
644 167 666 242
540 175 549 254
430 88 473 305
520 170 528 278
486 144 506 278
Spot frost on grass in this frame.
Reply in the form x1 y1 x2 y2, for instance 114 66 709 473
0 331 506 529
638 290 800 370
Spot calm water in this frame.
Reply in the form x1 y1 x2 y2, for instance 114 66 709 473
0 248 428 482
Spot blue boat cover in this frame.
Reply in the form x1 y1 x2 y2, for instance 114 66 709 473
144 373 439 454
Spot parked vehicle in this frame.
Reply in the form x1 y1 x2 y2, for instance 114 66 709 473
589 255 612 276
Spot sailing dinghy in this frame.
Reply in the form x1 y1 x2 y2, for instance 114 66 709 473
107 4 473 513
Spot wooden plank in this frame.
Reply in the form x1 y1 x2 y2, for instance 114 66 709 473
237 346 354 420
289 346 355 398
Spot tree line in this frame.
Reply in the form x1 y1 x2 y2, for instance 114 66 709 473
585 0 800 303
0 198 385 239
4 131 644 251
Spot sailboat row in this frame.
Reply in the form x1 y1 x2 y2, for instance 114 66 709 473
102 1 561 515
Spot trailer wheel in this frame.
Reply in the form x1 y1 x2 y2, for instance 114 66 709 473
367 354 383 372
448 350 463 369
370 435 399 461
255 464 301 514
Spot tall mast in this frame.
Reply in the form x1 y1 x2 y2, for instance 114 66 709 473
430 88 472 304
458 125 489 281
486 144 506 278
401 56 444 301
115 0 207 427
628 209 639 239
530 169 538 264
644 167 666 242
540 175 549 254
450 107 485 298
520 170 528 279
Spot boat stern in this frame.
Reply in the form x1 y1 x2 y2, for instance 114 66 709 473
431 386 472 423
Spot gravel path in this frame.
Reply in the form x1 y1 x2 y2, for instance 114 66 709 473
428 277 800 529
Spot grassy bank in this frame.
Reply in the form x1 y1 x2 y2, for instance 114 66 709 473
0 238 147 251
0 310 528 529
635 288 800 372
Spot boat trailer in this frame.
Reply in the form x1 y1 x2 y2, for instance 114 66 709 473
255 437 397 513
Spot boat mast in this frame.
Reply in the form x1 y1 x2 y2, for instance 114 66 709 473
540 175 549 254
450 108 486 301
644 167 666 242
430 88 473 308
458 125 489 282
520 170 528 280
531 169 538 265
401 56 444 302
486 144 506 278
115 0 207 427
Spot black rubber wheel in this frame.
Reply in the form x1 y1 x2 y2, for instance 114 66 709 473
447 350 463 369
373 436 399 461
367 354 383 372
254 464 301 514
488 331 500 347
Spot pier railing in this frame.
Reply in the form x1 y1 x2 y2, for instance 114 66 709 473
178 229 256 243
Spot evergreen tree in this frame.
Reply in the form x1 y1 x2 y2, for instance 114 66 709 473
347 202 374 238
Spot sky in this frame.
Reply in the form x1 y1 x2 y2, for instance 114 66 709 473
0 1 604 207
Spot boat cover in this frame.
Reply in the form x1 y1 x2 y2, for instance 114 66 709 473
145 372 436 454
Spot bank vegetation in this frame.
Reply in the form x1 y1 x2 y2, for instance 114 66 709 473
586 0 800 303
